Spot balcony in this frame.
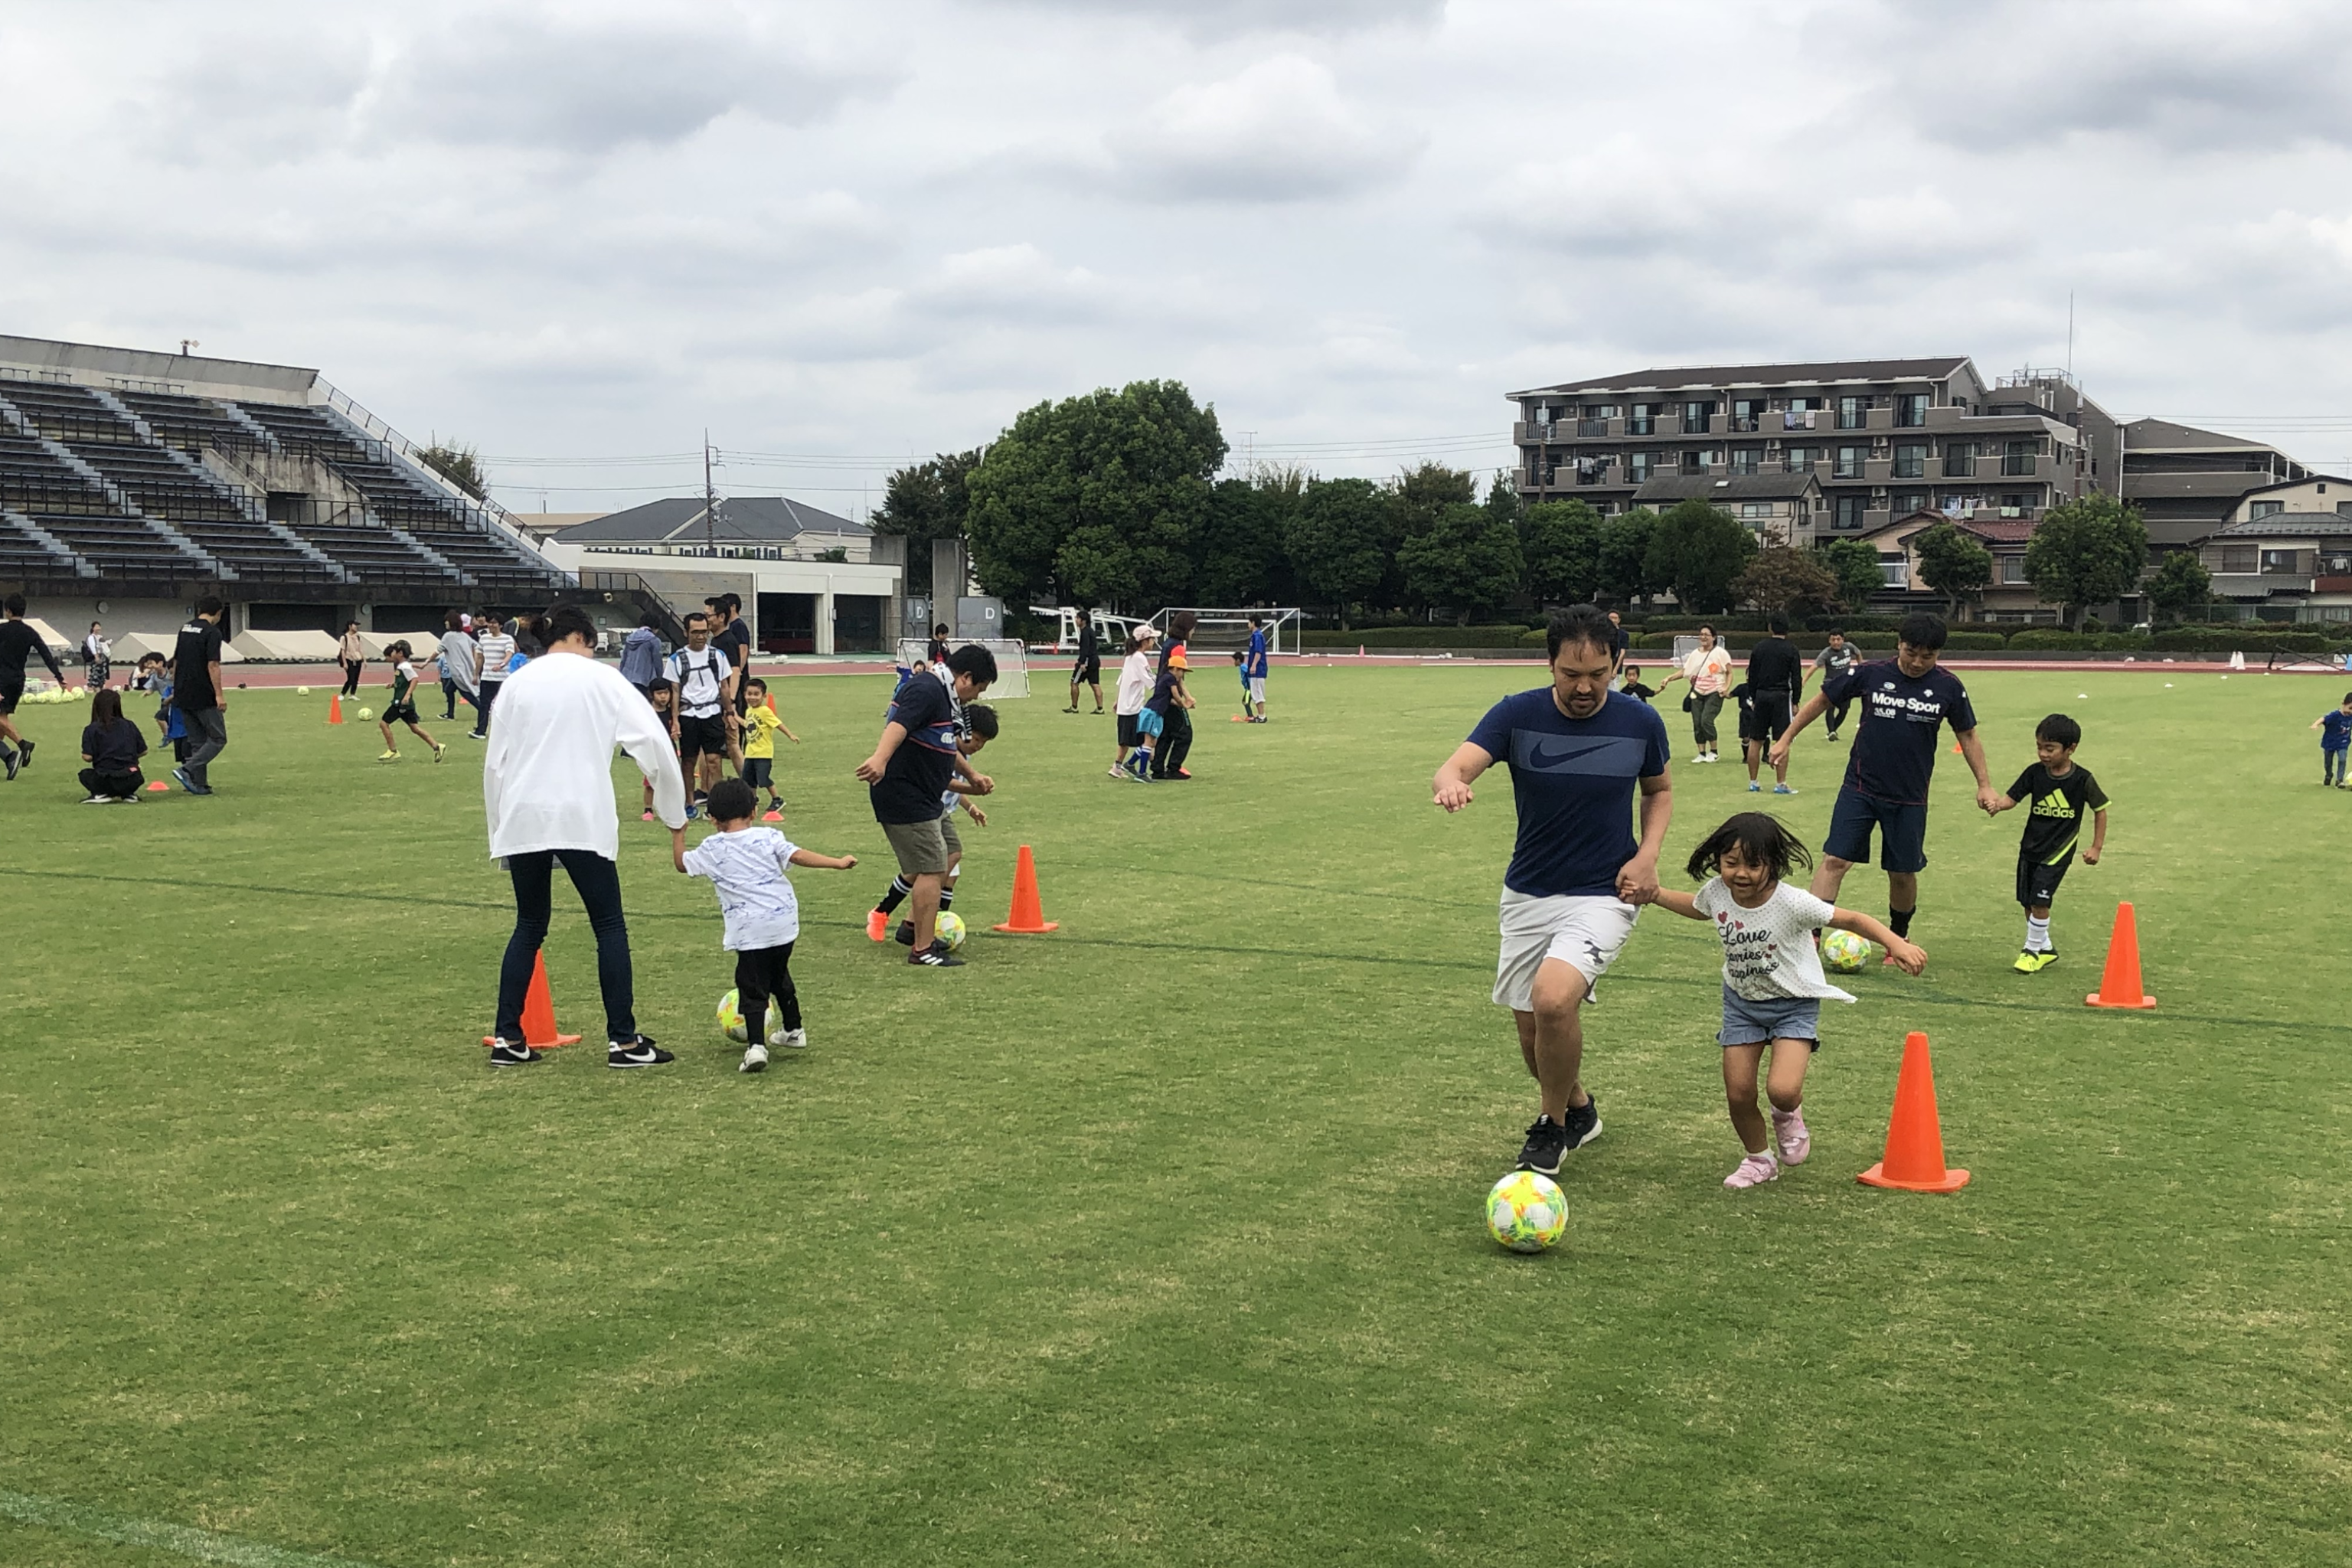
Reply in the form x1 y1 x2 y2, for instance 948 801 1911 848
1728 414 1764 433
2001 454 2039 477
1576 418 1609 437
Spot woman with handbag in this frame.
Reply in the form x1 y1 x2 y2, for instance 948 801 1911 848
1658 624 1733 763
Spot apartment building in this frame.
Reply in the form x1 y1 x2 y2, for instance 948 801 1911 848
2119 419 2310 550
2196 473 2352 622
1510 358 2119 541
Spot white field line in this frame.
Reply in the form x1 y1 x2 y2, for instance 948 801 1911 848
0 1490 381 1568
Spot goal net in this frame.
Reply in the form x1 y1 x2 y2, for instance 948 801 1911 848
897 637 1031 699
1148 607 1303 658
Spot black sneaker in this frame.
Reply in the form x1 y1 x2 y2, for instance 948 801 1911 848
895 920 916 946
488 1040 543 1067
1517 1115 1569 1177
1 748 17 782
909 942 964 968
607 1035 674 1067
1560 1096 1603 1152
16 737 31 769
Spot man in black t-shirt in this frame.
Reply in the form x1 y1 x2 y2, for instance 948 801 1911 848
0 593 66 780
707 594 753 769
1065 609 1103 714
172 596 230 795
1743 612 1804 793
1771 612 1998 953
1606 609 1630 673
1989 712 2109 972
857 642 997 965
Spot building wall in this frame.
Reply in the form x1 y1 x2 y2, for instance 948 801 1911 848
540 541 900 655
2228 478 2352 524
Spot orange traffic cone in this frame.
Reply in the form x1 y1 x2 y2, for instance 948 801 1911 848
2085 900 2157 1009
479 952 584 1047
328 693 344 724
1857 1031 1970 1191
991 844 1060 933
145 779 168 792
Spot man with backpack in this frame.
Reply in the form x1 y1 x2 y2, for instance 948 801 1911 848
668 612 734 816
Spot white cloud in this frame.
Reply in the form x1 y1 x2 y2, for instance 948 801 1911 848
1109 55 1421 201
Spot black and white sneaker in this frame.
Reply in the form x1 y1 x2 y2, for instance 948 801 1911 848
1 749 16 782
607 1035 674 1067
908 942 964 968
17 737 32 769
488 1039 543 1067
1560 1096 1603 1152
1517 1116 1569 1177
81 792 111 804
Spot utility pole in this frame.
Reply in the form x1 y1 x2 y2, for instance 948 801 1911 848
703 430 717 556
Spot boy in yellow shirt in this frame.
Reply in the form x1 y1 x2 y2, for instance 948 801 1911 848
739 676 798 821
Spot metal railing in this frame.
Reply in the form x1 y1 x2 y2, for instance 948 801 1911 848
312 380 569 576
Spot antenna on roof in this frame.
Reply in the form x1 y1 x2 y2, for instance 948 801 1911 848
2066 292 2074 381
703 430 717 556
178 339 198 356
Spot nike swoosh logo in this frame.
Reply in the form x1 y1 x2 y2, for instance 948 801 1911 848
1527 739 1619 769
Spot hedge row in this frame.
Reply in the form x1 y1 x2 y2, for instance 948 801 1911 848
1302 622 2350 655
1299 626 1534 648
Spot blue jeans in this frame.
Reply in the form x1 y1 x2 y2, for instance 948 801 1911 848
498 848 635 1044
2327 746 2347 786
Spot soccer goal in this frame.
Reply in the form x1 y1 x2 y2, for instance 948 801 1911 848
897 637 1031 698
1148 607 1303 658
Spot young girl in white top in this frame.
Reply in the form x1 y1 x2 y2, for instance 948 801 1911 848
1644 812 1925 1189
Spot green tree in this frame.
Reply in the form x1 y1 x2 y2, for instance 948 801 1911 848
1191 471 1302 607
1285 476 1390 628
871 448 981 597
1644 499 1758 614
964 381 1225 610
2024 494 2148 629
1818 537 1886 613
1912 521 1994 618
1734 544 1840 617
416 440 485 499
1596 508 1662 606
1397 501 1524 623
1521 498 1604 606
2145 549 2213 624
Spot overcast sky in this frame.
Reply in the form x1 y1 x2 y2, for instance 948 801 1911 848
6 0 2352 515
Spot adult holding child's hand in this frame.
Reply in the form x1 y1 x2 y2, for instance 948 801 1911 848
482 603 688 1069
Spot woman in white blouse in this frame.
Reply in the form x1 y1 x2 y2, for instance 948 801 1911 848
482 605 688 1068
1657 623 1733 763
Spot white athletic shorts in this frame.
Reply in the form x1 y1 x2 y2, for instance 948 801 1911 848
1494 890 1639 1011
1248 678 1266 701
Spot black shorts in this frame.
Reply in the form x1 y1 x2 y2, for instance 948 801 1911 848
1753 691 1794 742
1074 658 1101 685
384 698 421 726
1116 713 1141 748
1825 789 1929 874
743 756 773 789
1737 704 1762 743
2016 851 2073 910
0 678 20 716
678 712 730 759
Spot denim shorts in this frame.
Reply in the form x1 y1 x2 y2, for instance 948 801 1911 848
1719 984 1822 1048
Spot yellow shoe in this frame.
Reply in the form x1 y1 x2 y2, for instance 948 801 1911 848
2012 950 2038 973
377 750 400 762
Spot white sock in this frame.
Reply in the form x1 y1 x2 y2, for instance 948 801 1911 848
2026 915 2051 952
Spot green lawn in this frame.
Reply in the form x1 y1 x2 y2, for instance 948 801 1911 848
1 664 2344 1566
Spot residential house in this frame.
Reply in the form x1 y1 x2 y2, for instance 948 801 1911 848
2197 480 2352 622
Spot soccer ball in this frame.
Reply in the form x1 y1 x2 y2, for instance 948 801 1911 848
716 988 792 1045
1821 929 1873 973
934 910 967 950
355 707 374 720
1485 1169 1569 1253
297 686 311 695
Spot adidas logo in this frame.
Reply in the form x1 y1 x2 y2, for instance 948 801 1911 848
2029 795 2075 818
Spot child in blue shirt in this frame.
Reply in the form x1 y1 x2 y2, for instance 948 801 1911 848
2312 691 2352 787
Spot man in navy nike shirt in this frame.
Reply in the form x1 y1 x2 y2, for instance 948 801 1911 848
1771 610 1998 954
1433 604 1672 1178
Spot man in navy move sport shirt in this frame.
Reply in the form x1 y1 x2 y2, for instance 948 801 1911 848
1434 605 1672 1178
1771 611 1998 952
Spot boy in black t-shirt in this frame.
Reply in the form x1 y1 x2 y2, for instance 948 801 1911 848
1988 713 2109 974
857 642 997 965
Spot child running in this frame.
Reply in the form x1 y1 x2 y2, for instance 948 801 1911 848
376 642 448 763
739 676 799 820
2313 691 2352 787
1112 626 1158 779
676 777 858 1073
1988 714 2109 972
642 678 679 820
1641 812 1923 1190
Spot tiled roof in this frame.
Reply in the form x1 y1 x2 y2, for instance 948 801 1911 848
1514 358 1971 398
2210 512 2352 539
559 495 867 545
2122 418 2275 452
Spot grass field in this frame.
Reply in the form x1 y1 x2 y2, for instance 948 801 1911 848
2 663 2345 1566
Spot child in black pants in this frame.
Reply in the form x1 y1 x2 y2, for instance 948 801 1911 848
676 778 858 1073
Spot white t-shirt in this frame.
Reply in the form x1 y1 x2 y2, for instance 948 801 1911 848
482 650 689 860
1116 652 1154 716
681 826 802 950
1694 877 1854 1002
668 646 733 718
1682 645 1733 695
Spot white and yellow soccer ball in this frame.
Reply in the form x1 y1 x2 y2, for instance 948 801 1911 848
355 706 374 720
297 686 312 695
1821 929 1873 974
717 988 792 1045
1486 1169 1569 1253
933 910 967 950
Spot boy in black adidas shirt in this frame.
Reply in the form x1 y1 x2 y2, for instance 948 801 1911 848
1988 713 2108 973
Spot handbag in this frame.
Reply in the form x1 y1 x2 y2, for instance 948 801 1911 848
1681 692 1694 712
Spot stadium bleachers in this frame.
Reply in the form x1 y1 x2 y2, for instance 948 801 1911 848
0 378 567 595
